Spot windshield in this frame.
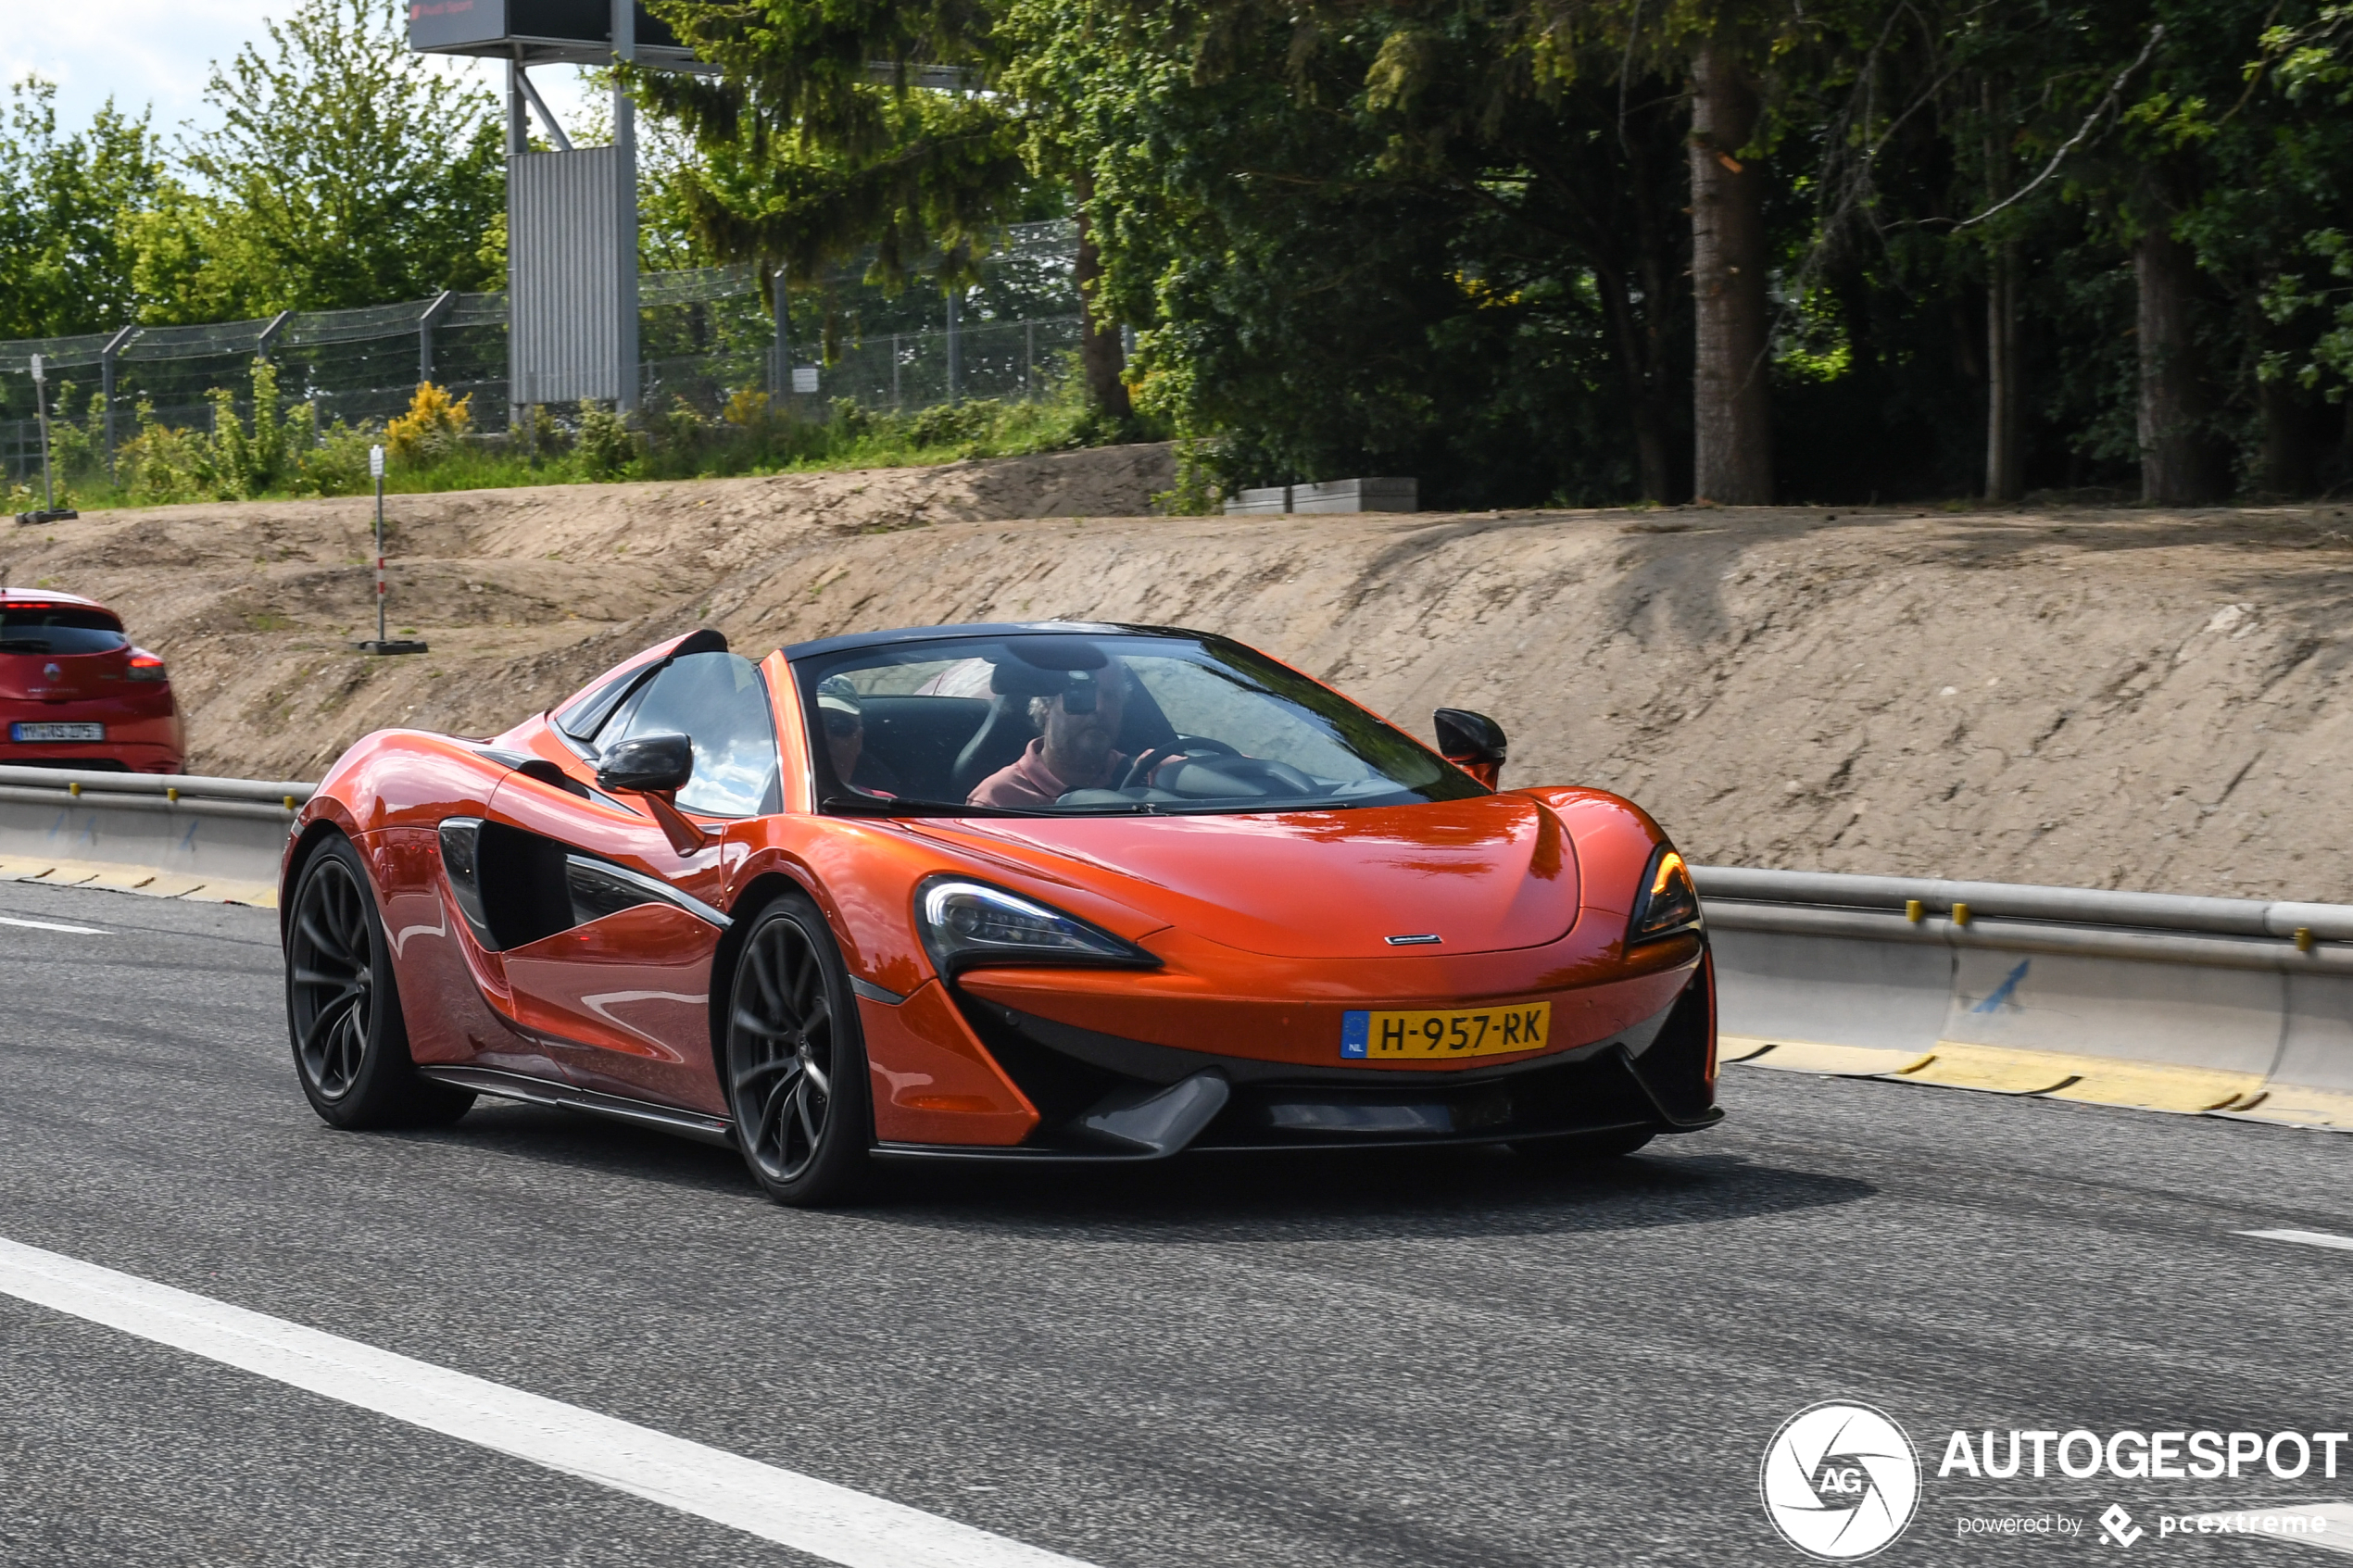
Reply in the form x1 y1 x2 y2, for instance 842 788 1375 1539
792 631 1488 816
0 607 128 655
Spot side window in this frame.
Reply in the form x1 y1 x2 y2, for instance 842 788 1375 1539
606 651 779 817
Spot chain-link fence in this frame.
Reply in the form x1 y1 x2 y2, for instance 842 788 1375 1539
0 220 1083 483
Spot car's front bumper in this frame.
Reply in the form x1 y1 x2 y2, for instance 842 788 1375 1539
873 954 1718 1162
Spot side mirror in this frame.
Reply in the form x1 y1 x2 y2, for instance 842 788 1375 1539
596 733 713 855
598 732 694 795
1434 708 1507 789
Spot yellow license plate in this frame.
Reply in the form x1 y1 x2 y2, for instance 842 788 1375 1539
1340 1002 1551 1060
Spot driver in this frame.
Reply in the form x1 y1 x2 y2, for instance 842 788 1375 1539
967 661 1140 807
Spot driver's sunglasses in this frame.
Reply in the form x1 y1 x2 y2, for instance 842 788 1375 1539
822 710 862 739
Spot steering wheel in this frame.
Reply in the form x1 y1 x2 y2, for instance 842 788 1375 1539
1119 735 1237 792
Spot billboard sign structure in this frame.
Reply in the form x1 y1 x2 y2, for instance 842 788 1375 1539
411 0 701 414
407 0 690 64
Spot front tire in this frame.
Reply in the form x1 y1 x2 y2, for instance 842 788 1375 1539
724 896 874 1207
285 834 473 1129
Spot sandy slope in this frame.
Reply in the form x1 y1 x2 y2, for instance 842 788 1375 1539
7 441 2351 900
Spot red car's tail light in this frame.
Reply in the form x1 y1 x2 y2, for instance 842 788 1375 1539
126 655 169 683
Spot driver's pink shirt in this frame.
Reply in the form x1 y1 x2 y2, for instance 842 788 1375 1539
968 738 1130 808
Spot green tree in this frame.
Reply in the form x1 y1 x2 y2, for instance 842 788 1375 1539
0 78 166 337
637 3 1032 309
125 0 506 322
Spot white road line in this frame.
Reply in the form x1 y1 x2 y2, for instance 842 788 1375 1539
2236 1229 2353 1254
0 914 107 935
0 1236 1098 1568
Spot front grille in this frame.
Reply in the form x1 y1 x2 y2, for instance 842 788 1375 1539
950 985 1679 1152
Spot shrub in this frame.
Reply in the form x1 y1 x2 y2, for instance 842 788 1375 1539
576 402 644 481
384 382 472 465
298 420 381 496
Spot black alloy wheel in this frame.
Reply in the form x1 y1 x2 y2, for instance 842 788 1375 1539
285 834 473 1129
724 897 873 1206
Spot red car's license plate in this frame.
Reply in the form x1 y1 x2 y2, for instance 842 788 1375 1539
11 721 105 742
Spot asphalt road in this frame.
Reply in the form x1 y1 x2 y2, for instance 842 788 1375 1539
0 877 2347 1568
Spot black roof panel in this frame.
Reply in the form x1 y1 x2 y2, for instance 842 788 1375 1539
780 621 1212 661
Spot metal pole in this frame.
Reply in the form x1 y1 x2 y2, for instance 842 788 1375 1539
1025 319 1035 400
419 291 457 388
772 266 789 397
373 448 387 646
31 356 53 512
946 291 962 404
256 310 292 365
612 0 640 414
506 57 529 447
99 325 136 476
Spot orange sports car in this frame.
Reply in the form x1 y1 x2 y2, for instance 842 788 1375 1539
281 622 1716 1205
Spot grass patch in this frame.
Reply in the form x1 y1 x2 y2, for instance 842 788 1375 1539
22 358 1153 512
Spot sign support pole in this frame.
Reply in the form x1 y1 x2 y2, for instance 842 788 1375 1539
612 0 640 414
15 354 77 527
355 444 426 655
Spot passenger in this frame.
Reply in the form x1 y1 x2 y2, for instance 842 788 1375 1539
817 676 900 797
968 662 1141 807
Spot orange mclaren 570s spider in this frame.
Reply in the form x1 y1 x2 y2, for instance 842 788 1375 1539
282 622 1717 1204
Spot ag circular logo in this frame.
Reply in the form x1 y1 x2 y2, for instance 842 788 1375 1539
1759 1400 1920 1561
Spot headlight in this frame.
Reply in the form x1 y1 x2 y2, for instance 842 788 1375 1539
1628 846 1702 944
915 877 1157 976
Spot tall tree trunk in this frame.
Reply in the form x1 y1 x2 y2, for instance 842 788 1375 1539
1985 245 2022 501
2135 219 2211 504
2259 373 2315 498
2256 294 2315 497
1071 169 1131 422
1599 264 1674 502
1689 38 1773 504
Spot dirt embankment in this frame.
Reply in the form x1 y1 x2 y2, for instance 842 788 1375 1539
8 441 2353 901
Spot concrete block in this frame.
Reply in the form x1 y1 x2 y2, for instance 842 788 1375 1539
1291 477 1418 514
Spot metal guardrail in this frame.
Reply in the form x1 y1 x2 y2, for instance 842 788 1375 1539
1692 864 2353 1129
1694 865 2353 945
0 764 314 818
0 765 315 901
0 773 2342 1126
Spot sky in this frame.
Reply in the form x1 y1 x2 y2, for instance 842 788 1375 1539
5 0 601 145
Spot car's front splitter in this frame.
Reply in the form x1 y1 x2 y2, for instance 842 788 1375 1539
870 967 1718 1163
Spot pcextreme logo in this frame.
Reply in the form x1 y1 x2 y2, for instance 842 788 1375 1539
1761 1401 1923 1561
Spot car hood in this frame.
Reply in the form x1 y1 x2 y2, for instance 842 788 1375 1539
905 793 1580 959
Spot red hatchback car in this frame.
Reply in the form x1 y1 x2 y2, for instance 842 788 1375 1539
0 589 184 773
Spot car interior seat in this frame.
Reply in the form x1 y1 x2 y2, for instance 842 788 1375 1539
950 681 1040 797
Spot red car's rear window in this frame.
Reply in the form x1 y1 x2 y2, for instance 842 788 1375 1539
0 605 129 655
